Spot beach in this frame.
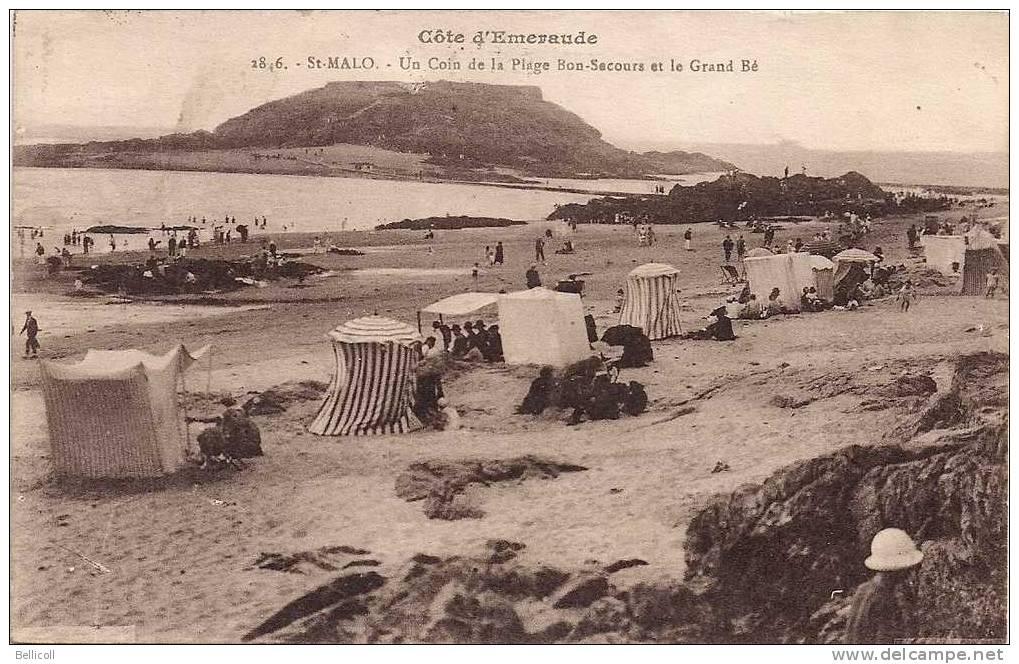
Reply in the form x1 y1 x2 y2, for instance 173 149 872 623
10 204 1009 642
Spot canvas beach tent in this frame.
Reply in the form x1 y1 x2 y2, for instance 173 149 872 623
498 287 591 366
309 316 423 437
40 344 209 478
618 263 683 340
807 254 836 301
833 248 879 294
920 235 967 275
961 228 1008 296
743 252 815 312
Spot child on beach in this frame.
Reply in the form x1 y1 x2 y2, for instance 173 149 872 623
897 280 917 312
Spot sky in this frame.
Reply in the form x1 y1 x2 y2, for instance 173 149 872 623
11 10 1009 154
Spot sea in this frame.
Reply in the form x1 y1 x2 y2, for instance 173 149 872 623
12 167 721 254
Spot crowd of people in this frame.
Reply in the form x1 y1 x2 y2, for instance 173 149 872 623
427 319 504 363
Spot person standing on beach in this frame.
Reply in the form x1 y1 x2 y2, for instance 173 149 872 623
494 241 504 265
535 236 545 263
736 235 746 260
485 245 495 266
20 311 40 358
684 227 693 251
109 235 117 252
168 235 177 257
897 280 917 312
722 235 734 262
985 269 1000 298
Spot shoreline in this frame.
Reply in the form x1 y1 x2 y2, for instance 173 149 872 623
12 163 694 198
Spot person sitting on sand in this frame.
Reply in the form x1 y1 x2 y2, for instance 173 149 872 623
766 288 785 317
741 293 763 319
484 324 504 362
437 398 461 431
683 307 737 341
473 320 490 350
525 264 542 289
806 286 827 310
450 325 471 357
422 336 443 358
518 366 557 415
196 397 263 468
432 320 452 351
413 367 445 428
800 287 822 312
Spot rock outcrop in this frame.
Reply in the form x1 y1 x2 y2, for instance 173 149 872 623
684 351 1007 643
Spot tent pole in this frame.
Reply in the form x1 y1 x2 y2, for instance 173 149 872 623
417 311 422 333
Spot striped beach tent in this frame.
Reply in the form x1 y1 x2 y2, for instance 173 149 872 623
619 263 683 340
308 315 423 437
40 344 208 478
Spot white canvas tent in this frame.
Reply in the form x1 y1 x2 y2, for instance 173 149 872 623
618 263 683 340
921 235 967 275
743 252 815 312
498 287 591 366
807 255 836 301
309 316 423 436
40 344 209 478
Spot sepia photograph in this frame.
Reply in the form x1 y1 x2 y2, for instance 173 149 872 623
7 9 1010 653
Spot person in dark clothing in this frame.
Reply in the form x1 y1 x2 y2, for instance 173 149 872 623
449 326 471 357
845 528 922 644
432 320 452 351
684 307 736 341
623 381 648 416
472 320 490 351
722 235 734 262
494 241 504 265
20 311 39 358
413 369 445 428
197 398 263 466
518 366 557 414
736 235 746 259
535 236 546 262
484 324 503 362
907 224 919 249
525 264 541 289
268 240 277 257
576 374 622 422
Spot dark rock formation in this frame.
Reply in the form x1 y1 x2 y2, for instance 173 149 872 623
395 455 587 520
683 351 1007 643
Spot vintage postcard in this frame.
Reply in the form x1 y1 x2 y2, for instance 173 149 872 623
8 9 1009 652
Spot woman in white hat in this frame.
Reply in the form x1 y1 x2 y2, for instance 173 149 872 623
845 528 924 644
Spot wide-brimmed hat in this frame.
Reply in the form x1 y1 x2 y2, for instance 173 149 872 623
865 528 923 571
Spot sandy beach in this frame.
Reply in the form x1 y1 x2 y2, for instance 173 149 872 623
10 204 1009 642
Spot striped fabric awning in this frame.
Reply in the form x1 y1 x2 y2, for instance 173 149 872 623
328 315 423 345
310 316 422 437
